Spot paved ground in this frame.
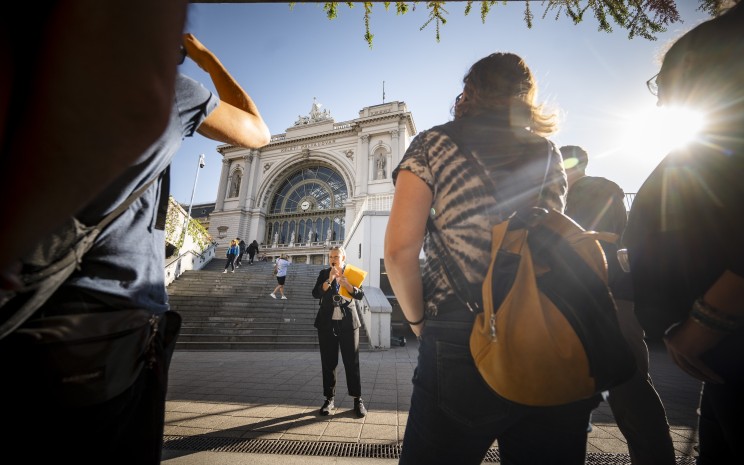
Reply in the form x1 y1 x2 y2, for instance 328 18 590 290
162 338 702 464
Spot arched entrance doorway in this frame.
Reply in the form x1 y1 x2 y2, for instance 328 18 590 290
265 164 348 251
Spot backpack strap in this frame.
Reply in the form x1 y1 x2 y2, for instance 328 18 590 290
97 173 162 232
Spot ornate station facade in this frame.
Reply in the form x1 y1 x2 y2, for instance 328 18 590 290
206 99 417 289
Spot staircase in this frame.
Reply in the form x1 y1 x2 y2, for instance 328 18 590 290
167 258 371 351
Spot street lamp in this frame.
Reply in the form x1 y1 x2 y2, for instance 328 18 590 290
184 154 205 233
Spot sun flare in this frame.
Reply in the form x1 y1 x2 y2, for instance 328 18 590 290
620 106 705 161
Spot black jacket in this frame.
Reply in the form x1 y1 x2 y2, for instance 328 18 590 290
312 267 364 332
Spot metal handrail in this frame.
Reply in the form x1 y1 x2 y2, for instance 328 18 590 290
165 242 216 267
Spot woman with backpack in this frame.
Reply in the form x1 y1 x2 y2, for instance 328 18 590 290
223 239 239 273
384 52 598 464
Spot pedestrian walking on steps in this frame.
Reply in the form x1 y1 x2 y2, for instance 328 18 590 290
223 239 239 273
235 238 246 267
247 239 259 264
270 254 290 299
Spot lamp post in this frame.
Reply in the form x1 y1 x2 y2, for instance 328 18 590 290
184 154 205 234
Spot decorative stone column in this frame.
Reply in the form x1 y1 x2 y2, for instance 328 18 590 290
214 159 230 212
390 129 399 170
239 153 253 210
359 134 369 196
247 149 260 208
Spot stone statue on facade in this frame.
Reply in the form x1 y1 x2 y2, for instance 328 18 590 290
230 171 241 198
376 154 386 180
293 97 333 126
325 227 332 245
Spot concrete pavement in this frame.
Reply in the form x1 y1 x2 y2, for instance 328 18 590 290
162 338 701 464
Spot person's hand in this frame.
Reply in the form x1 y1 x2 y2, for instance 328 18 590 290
329 265 342 282
663 318 726 383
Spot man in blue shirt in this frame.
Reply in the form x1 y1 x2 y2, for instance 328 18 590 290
2 33 270 464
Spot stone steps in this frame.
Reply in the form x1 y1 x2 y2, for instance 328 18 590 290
167 259 371 351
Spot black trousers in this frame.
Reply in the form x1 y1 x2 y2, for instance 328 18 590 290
317 321 361 399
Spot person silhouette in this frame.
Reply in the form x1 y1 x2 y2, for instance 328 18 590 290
0 31 270 464
623 4 744 463
563 144 675 465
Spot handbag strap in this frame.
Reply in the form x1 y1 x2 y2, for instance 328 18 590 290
425 125 553 313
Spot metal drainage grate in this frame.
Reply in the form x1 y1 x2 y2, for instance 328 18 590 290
164 436 401 459
163 435 696 464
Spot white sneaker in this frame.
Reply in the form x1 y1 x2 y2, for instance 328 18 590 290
231 270 235 273
222 270 227 274
270 293 276 299
281 296 287 300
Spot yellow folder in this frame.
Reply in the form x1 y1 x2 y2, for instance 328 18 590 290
339 263 367 300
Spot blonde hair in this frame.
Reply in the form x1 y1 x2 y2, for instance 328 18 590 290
329 246 346 257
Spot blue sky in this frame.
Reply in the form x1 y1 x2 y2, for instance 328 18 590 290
172 1 711 205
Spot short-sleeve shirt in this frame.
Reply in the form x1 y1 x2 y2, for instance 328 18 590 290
392 116 567 316
275 258 290 278
45 74 219 315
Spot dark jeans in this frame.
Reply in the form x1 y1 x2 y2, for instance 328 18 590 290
224 254 236 270
399 319 598 465
317 322 361 399
606 300 676 465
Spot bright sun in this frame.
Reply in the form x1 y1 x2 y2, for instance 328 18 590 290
620 106 705 161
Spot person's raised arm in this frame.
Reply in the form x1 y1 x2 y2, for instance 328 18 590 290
182 33 270 149
384 170 432 337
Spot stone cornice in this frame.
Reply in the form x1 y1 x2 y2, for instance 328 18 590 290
268 125 357 146
357 112 416 135
217 109 416 154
